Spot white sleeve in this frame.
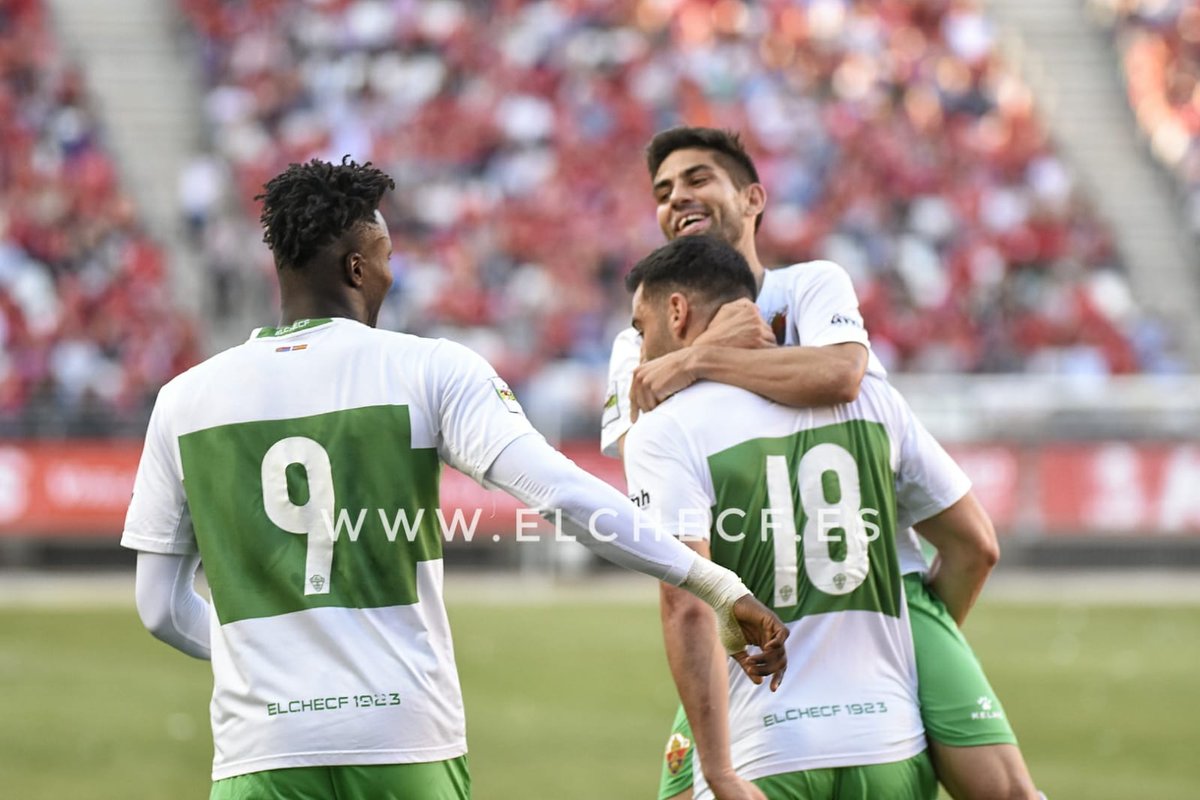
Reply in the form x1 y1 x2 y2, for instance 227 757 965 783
623 411 714 540
121 388 196 555
430 339 538 485
895 406 972 531
793 260 871 349
484 432 696 585
600 327 641 458
485 432 752 651
134 551 212 660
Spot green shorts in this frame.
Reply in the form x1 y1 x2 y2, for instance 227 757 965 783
656 576 1015 798
905 573 1017 747
209 756 470 800
658 704 695 800
753 751 936 799
657 716 933 800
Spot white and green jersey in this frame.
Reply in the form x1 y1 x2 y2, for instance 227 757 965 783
603 260 936 577
121 317 535 780
623 374 967 794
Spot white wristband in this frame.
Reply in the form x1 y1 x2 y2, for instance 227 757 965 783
681 557 752 654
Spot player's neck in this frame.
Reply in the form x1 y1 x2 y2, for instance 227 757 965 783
741 246 766 292
278 293 367 328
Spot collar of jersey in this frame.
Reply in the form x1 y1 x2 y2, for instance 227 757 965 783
252 318 335 339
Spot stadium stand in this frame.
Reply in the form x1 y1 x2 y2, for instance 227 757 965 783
0 0 197 434
178 0 1171 400
1099 0 1200 232
3 0 1179 438
0 0 1196 564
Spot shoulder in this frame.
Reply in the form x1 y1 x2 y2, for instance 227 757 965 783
155 343 243 402
424 336 494 372
354 328 481 371
846 373 910 432
638 383 787 460
608 327 641 368
639 382 766 438
776 259 854 291
624 395 697 462
613 326 641 349
358 325 441 354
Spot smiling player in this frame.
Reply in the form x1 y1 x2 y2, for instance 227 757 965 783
602 128 1041 800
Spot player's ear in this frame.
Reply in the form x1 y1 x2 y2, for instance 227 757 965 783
668 292 689 338
344 250 366 288
744 182 766 221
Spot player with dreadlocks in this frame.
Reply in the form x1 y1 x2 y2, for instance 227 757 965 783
122 156 787 799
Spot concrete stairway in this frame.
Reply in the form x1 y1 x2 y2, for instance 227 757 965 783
985 0 1200 365
46 0 206 318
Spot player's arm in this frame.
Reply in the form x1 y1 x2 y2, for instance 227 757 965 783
660 541 768 800
915 492 999 626
432 339 786 673
631 261 871 415
135 551 212 660
682 339 867 407
121 389 212 658
628 413 776 799
893 391 999 625
483 434 786 677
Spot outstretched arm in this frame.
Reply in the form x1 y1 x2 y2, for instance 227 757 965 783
134 551 213 660
661 540 769 800
484 432 788 679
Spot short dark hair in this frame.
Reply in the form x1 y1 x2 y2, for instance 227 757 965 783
626 235 757 309
646 127 763 231
256 156 395 269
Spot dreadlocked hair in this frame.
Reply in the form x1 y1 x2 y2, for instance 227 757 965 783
256 156 395 269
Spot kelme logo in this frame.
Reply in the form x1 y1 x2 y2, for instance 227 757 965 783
971 695 1004 721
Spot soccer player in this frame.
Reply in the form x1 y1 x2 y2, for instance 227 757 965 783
122 157 788 799
625 234 995 798
603 128 1040 799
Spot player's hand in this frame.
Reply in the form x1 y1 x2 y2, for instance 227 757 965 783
728 594 788 691
704 767 769 800
694 298 776 350
630 348 698 421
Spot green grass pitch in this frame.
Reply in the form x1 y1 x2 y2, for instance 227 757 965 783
1 591 1197 798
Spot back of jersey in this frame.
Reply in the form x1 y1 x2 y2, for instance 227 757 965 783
623 375 927 790
123 317 534 780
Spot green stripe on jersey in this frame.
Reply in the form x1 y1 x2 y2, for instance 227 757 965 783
255 318 333 337
706 419 902 624
179 404 441 625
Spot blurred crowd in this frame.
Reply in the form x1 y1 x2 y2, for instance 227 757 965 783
180 0 1173 415
0 0 198 433
1099 0 1200 233
3 0 1179 435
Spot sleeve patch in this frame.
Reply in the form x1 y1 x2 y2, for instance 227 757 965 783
601 382 621 428
489 377 523 414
